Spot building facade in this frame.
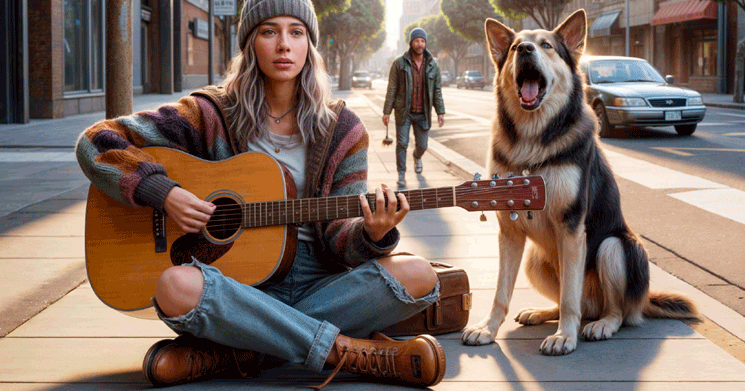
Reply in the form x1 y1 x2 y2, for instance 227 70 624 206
569 0 740 94
2 0 231 123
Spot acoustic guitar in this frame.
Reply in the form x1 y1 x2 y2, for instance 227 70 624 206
85 147 545 318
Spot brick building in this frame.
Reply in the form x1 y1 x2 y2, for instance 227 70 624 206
564 0 743 94
1 0 232 123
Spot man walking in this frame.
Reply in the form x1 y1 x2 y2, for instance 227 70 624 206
383 27 445 187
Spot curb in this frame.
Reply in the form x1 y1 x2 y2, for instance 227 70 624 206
705 102 745 110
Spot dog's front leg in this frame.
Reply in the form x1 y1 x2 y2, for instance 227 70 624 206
540 230 587 355
462 227 526 345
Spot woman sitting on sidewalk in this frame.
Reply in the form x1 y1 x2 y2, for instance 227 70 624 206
75 0 445 388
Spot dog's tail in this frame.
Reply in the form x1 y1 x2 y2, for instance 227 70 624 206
643 291 700 320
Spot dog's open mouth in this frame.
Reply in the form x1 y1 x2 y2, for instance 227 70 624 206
516 64 547 110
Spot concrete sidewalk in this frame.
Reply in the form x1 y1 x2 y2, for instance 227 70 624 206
701 93 745 111
1 89 745 390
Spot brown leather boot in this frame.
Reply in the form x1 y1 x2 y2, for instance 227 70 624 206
313 332 446 389
143 335 260 387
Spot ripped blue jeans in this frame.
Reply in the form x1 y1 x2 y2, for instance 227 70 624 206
153 241 440 373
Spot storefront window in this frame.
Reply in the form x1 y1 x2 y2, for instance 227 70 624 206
64 0 104 93
691 29 717 77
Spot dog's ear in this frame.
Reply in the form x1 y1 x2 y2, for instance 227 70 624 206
554 9 587 61
485 18 515 68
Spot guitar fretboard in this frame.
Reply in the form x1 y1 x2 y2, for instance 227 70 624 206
241 187 455 228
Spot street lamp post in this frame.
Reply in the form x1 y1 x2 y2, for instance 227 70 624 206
625 0 630 57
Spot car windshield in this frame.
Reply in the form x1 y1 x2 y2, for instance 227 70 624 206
353 72 369 78
466 71 482 77
588 60 665 84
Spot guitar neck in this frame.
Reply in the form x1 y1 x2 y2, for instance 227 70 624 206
242 187 456 228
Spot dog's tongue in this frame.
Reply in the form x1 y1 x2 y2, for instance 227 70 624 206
520 80 540 103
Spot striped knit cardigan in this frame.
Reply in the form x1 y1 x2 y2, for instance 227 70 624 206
75 86 398 267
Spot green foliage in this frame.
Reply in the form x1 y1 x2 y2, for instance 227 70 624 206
440 0 498 42
318 0 384 54
312 0 351 17
489 0 571 29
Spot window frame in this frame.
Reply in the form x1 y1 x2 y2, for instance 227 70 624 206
64 0 106 95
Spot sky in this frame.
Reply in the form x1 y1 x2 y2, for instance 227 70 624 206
385 0 403 50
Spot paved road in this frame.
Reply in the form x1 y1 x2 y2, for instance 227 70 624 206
363 80 745 319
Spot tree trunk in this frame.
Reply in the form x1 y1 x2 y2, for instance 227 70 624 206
734 37 745 103
338 55 351 90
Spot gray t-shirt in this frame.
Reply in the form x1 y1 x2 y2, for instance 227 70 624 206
247 132 314 242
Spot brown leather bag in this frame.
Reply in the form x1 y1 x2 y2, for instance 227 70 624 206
381 262 472 337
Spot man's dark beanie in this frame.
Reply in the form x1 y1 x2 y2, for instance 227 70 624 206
409 27 427 44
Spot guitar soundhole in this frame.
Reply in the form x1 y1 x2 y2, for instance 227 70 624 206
205 196 242 241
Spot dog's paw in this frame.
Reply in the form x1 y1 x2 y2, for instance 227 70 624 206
461 324 497 346
515 307 560 325
582 318 621 341
539 333 577 355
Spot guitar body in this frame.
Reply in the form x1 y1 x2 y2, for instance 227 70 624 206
85 148 296 318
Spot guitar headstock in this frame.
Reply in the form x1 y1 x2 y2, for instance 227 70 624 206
454 175 545 212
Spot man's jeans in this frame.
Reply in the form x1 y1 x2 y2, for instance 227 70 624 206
396 112 429 173
153 241 439 373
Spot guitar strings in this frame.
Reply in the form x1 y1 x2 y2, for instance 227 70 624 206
203 184 539 228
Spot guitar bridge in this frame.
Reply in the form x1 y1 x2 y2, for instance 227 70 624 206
153 209 167 253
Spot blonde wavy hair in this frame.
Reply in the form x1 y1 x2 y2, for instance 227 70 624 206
220 28 336 148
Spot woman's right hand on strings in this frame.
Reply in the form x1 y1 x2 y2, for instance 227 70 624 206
163 187 216 233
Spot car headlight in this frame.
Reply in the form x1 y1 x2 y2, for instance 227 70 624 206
689 96 703 106
613 97 647 107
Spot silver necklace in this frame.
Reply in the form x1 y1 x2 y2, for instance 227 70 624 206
267 105 296 124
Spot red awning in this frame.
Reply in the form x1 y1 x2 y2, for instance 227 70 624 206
651 0 718 26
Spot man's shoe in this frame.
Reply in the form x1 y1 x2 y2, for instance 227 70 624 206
414 156 423 174
143 335 259 387
313 332 446 389
397 172 406 187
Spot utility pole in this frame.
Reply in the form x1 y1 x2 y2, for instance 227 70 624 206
625 0 630 57
208 0 214 86
106 0 133 119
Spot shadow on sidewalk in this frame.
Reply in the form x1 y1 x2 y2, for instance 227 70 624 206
447 317 695 388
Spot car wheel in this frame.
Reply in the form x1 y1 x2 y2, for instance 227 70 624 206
675 124 696 136
593 102 614 138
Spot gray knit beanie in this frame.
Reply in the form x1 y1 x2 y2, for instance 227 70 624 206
409 27 427 44
237 0 319 50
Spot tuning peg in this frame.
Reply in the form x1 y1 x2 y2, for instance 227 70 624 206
510 212 518 221
473 172 482 181
480 212 487 222
507 172 514 178
522 169 530 176
491 173 500 180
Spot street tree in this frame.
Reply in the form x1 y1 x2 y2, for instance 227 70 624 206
312 0 350 16
354 30 386 71
318 0 384 90
440 0 497 42
488 0 572 30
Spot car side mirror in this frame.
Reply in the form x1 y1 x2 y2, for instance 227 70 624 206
665 75 674 84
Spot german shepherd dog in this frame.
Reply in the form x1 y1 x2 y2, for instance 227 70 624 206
461 10 698 355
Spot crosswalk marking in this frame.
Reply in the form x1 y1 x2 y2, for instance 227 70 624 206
0 152 77 162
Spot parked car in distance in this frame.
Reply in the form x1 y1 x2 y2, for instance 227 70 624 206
457 70 486 89
441 71 452 86
579 55 705 137
351 70 372 89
